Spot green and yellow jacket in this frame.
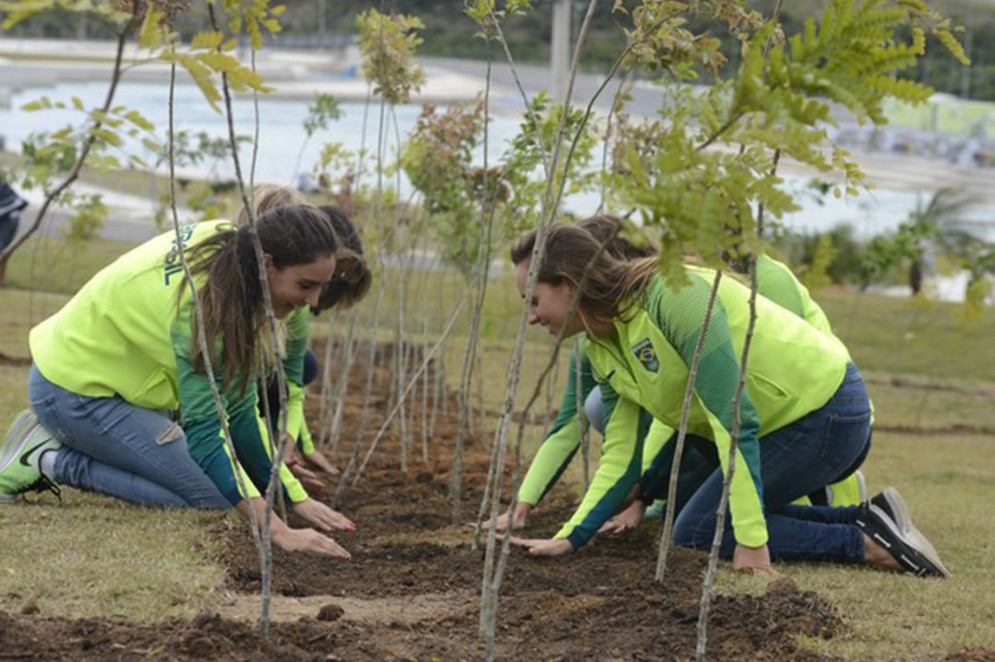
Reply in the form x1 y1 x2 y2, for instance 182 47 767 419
520 263 850 550
30 221 311 506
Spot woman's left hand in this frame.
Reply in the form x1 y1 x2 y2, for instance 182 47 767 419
292 498 356 533
732 543 772 574
504 536 574 557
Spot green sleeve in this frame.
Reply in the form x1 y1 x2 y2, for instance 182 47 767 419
518 344 596 506
171 305 258 505
554 380 649 549
652 273 766 547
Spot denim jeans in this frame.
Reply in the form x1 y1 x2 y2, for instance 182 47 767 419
672 363 871 564
28 364 230 509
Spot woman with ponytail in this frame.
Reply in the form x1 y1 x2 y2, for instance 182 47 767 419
501 222 949 578
0 206 354 558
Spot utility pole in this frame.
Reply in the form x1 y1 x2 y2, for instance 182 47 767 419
550 0 571 104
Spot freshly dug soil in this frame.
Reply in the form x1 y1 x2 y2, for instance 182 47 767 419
0 338 899 661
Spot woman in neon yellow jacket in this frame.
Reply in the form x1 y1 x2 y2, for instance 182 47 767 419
500 216 864 536
505 223 948 577
0 206 352 557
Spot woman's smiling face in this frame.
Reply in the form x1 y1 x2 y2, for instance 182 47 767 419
514 259 585 338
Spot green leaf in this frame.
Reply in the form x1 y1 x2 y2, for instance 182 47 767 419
124 109 155 132
138 7 165 50
191 30 225 50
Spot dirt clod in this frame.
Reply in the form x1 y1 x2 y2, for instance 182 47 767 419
317 604 345 622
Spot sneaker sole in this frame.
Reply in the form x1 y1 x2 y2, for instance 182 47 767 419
875 488 950 577
862 504 947 578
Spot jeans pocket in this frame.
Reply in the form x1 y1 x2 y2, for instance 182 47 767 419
819 411 871 473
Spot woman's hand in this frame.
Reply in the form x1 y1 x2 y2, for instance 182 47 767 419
302 450 340 476
482 502 531 532
504 536 573 557
271 523 351 558
732 543 772 574
292 498 356 533
598 500 646 535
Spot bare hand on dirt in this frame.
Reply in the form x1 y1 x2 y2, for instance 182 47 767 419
502 535 573 557
273 525 351 559
598 500 646 535
732 543 772 574
292 498 356 533
481 502 531 532
303 450 340 476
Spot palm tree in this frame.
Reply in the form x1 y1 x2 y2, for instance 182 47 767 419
897 187 980 296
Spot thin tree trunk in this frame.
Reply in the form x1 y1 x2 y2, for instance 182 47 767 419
354 296 468 482
656 271 723 581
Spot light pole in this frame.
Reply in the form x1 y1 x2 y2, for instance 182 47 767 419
551 0 571 104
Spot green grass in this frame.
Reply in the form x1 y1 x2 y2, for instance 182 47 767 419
718 432 995 661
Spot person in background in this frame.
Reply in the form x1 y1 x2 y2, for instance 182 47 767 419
234 188 371 485
0 180 28 253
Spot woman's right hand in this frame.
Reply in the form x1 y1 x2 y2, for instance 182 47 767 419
483 502 531 532
272 523 351 558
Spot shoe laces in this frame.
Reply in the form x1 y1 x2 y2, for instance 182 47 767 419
15 474 62 502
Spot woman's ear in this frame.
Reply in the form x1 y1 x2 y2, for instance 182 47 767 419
262 253 276 272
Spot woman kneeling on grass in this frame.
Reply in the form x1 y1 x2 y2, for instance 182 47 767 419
495 216 866 539
503 223 949 577
0 206 353 557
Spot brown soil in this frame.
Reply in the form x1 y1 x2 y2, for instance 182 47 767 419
1 338 973 661
0 350 31 366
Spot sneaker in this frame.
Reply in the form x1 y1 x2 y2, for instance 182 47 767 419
855 503 950 578
870 487 950 577
0 410 62 504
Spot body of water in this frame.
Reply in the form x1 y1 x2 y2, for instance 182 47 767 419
2 81 993 242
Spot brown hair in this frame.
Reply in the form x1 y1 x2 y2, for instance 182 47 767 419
183 205 340 392
313 205 372 313
509 224 657 330
234 184 308 226
577 214 658 261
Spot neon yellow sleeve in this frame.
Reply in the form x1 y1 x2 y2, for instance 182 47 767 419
254 414 309 504
554 387 647 549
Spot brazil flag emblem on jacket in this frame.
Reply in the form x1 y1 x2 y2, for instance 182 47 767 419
631 338 659 373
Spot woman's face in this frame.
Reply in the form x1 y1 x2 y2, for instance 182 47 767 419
514 260 584 338
266 254 337 318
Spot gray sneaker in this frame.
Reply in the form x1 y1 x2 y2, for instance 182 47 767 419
0 410 62 504
870 487 950 577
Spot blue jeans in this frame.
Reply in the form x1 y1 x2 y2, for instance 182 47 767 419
28 364 230 509
673 363 871 564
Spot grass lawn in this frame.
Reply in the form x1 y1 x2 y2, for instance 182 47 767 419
0 243 993 658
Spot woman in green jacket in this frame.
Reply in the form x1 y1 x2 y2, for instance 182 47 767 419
500 216 864 536
0 206 352 557
505 223 948 577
